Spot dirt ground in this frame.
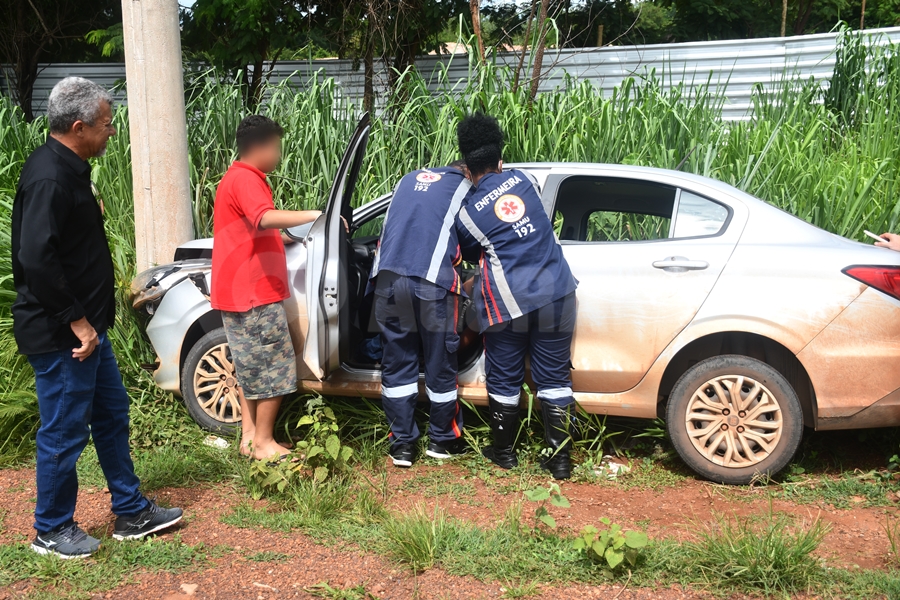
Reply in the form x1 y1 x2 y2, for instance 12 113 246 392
1 459 899 600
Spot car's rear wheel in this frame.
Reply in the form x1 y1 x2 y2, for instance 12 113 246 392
181 327 242 434
666 355 803 485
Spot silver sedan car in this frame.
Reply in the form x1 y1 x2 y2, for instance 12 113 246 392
131 116 900 484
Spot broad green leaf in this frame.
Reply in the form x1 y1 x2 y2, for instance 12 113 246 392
341 446 353 461
262 470 283 487
612 536 626 550
323 407 336 420
307 446 323 458
550 493 570 508
624 530 649 549
314 466 328 482
538 513 557 528
325 434 340 460
605 547 624 569
582 525 598 535
591 540 606 556
573 538 586 550
524 488 550 502
625 547 639 566
297 415 315 426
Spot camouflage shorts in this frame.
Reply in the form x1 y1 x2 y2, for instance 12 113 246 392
221 302 298 400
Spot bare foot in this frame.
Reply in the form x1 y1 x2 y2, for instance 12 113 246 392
252 439 292 462
240 439 293 457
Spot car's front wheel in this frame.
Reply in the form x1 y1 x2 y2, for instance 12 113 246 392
666 355 803 485
181 327 242 434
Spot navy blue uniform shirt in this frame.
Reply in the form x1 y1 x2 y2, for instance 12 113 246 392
371 166 471 294
456 169 577 331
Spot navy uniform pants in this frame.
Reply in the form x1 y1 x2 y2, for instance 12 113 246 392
483 292 577 409
374 272 463 450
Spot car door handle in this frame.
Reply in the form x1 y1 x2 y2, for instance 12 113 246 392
652 257 709 272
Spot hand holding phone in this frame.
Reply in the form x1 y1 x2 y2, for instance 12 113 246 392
866 230 900 252
864 230 888 243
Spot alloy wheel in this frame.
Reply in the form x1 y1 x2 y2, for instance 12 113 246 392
192 343 241 423
684 375 783 468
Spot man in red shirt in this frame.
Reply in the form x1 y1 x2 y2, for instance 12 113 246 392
211 115 320 461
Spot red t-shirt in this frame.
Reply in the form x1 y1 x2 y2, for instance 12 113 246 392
210 161 289 312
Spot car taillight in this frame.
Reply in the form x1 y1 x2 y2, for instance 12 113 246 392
843 265 900 301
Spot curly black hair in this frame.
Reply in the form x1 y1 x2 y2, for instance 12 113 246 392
236 114 284 155
457 113 503 177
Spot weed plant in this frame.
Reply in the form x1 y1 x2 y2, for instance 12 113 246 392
685 508 829 595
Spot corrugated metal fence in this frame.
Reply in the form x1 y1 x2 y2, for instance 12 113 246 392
4 26 900 120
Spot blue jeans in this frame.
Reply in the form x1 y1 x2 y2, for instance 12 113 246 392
28 333 148 534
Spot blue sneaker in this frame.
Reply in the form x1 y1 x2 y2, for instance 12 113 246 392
32 523 100 559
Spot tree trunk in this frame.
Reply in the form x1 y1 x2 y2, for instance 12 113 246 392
14 55 39 122
513 0 537 94
780 0 788 37
12 0 39 121
793 0 815 35
470 0 485 63
860 0 867 29
363 5 375 114
528 0 549 104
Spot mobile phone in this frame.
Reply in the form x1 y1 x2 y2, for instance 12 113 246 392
864 230 887 243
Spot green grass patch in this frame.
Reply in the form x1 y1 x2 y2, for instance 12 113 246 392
305 581 376 599
396 469 479 502
684 509 829 595
615 456 689 490
769 470 899 509
246 550 290 562
0 535 217 599
76 440 235 493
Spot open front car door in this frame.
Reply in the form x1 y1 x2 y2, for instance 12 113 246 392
302 113 371 379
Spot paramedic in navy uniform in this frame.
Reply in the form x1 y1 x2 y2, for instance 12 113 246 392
455 114 579 480
370 162 472 468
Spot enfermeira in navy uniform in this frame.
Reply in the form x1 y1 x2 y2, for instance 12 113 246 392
457 168 579 479
370 165 472 467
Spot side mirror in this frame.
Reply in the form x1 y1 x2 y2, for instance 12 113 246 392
285 222 314 243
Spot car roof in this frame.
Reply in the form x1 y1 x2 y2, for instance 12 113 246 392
506 162 755 201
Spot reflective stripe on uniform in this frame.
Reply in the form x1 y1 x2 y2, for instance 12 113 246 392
426 179 471 282
490 392 521 406
382 382 418 398
458 208 523 319
537 387 573 400
426 386 458 404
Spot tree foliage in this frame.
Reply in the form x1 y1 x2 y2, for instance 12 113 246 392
0 0 118 120
181 0 319 107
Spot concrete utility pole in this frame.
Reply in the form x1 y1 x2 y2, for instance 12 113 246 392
121 0 194 271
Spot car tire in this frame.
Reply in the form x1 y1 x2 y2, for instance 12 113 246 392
665 354 803 485
181 327 242 434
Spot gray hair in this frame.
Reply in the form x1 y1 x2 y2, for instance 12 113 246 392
47 77 113 134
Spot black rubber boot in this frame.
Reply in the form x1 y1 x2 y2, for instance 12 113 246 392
482 398 520 469
541 402 575 480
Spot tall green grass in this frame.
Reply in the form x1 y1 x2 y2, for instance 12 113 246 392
1 32 900 461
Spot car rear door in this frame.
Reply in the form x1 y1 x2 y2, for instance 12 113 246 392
545 166 748 393
303 113 371 379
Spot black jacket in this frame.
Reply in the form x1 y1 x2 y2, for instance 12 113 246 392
11 137 116 355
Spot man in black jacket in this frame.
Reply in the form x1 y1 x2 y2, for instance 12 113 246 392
13 77 182 559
